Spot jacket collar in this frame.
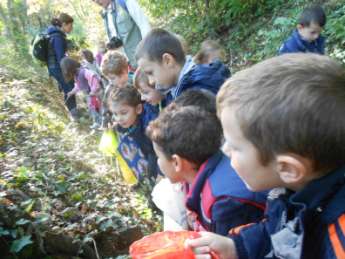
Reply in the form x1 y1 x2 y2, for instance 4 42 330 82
289 165 345 223
170 55 195 99
186 151 224 210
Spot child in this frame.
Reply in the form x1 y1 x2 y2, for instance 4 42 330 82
135 29 230 104
146 105 267 236
187 53 345 259
81 49 101 76
60 57 102 128
133 68 164 107
194 39 226 65
107 36 137 74
106 36 124 51
279 5 326 55
174 88 217 114
100 50 130 128
106 86 159 187
151 90 217 231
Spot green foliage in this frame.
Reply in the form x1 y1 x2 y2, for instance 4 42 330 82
325 2 345 63
141 0 345 69
10 235 33 253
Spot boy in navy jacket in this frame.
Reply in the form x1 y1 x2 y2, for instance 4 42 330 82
135 29 230 105
279 5 326 55
187 54 345 259
146 104 266 236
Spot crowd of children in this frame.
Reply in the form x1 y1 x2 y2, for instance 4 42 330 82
46 4 344 258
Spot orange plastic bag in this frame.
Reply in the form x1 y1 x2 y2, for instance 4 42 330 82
130 231 219 259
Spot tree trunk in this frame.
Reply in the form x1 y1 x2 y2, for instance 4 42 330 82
0 4 11 37
205 0 210 9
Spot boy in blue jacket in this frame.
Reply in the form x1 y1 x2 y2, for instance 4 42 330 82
279 5 326 55
146 104 266 236
187 54 345 259
136 29 230 105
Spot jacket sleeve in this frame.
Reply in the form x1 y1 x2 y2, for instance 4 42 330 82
231 221 272 259
327 214 345 259
278 41 294 55
211 197 265 236
51 35 66 64
126 0 151 37
278 36 300 55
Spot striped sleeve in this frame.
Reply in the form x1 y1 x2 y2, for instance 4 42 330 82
328 214 345 258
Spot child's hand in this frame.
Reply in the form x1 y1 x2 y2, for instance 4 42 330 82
185 232 238 259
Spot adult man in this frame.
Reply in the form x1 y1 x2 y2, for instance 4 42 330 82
92 0 151 68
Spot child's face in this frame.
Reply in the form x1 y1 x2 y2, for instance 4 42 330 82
138 55 179 90
297 22 322 42
220 107 284 192
110 102 142 128
106 70 128 88
62 22 73 34
138 82 163 105
153 142 182 183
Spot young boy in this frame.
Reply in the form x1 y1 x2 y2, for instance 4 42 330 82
135 29 230 105
186 53 345 259
279 5 326 55
100 50 131 128
106 86 159 187
146 105 267 236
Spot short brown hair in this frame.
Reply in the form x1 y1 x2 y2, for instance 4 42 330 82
81 49 95 63
146 105 222 166
194 40 225 64
106 86 141 109
217 53 345 172
135 28 186 65
58 13 74 25
133 68 154 90
101 50 128 77
60 57 80 82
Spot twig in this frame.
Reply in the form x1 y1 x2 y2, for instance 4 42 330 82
91 238 100 259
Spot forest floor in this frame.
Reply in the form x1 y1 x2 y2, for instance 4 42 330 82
0 67 161 259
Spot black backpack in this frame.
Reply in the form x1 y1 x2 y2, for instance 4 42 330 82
31 31 62 63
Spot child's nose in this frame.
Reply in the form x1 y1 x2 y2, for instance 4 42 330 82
148 76 155 86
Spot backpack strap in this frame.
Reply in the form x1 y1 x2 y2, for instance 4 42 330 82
111 0 128 13
328 214 345 258
118 0 128 13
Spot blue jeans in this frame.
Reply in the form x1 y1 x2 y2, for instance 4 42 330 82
48 66 76 112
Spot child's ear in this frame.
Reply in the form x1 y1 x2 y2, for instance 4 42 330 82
136 104 143 115
162 53 176 67
171 154 192 172
276 154 313 187
171 154 183 173
297 24 304 31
